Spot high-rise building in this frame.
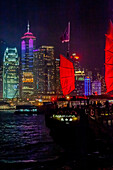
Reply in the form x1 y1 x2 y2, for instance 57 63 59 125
33 46 56 96
70 53 80 71
55 58 62 95
92 80 101 95
70 53 85 96
101 76 106 94
84 77 91 96
20 23 36 99
74 70 85 96
0 66 3 98
3 47 19 99
0 39 8 65
85 69 93 82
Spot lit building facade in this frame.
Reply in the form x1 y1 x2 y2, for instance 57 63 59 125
3 48 19 99
84 77 91 96
70 53 80 72
70 53 85 96
74 70 85 96
101 76 106 94
85 69 93 82
33 46 56 96
92 80 101 95
20 24 36 99
0 66 3 98
0 40 8 65
55 58 62 95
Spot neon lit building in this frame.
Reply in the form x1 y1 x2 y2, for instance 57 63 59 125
84 77 91 96
92 80 101 95
3 48 19 99
33 46 56 95
20 23 36 99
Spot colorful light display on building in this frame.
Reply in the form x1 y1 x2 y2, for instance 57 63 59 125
84 77 91 96
3 47 19 99
20 23 36 99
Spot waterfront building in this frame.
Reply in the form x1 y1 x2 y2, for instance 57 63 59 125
0 39 8 64
85 69 93 82
3 47 19 99
101 77 106 94
70 69 85 96
55 58 62 95
93 68 101 81
0 66 3 98
33 46 56 98
20 23 36 99
70 53 85 96
84 77 91 96
70 53 81 71
75 70 85 96
92 80 101 95
70 53 85 95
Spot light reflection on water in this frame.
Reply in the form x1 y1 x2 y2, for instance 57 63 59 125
1 111 113 169
0 111 62 164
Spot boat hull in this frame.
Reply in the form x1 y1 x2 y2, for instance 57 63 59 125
14 105 38 114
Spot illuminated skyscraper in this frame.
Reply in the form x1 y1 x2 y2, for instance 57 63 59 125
0 66 3 98
0 39 8 64
55 58 62 95
84 77 91 96
34 46 56 95
20 23 36 99
92 80 101 95
70 53 85 96
74 70 85 96
70 53 80 71
3 48 19 99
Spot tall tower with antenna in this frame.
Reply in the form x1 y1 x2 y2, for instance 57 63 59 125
20 22 36 99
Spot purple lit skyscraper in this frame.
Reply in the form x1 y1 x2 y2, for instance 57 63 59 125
20 23 36 99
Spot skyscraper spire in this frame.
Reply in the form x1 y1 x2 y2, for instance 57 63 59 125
27 21 30 32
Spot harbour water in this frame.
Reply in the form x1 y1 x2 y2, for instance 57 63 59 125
0 110 113 170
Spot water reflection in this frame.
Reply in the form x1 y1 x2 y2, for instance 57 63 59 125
1 111 113 169
0 111 62 165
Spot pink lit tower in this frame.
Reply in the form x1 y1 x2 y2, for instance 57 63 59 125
20 22 36 99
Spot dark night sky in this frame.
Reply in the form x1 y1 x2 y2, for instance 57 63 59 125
0 0 111 72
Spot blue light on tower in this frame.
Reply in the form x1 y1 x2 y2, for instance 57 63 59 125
84 77 91 96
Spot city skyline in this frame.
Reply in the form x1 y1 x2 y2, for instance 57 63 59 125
0 0 111 72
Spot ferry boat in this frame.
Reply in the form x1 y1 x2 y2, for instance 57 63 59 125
0 101 16 110
14 104 38 114
45 96 89 149
45 53 90 148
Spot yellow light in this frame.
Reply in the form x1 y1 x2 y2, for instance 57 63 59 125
74 56 79 59
72 53 76 56
23 78 33 82
73 117 78 121
66 96 70 100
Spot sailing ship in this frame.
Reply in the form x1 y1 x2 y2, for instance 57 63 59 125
60 54 75 96
45 53 90 149
105 20 113 94
87 20 113 145
45 22 87 127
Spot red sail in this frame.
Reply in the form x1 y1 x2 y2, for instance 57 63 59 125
105 20 113 93
60 54 75 95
